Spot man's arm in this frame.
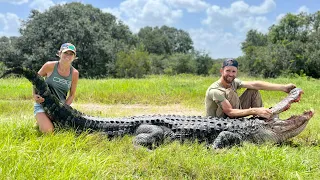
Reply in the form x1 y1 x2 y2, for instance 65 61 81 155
220 99 272 118
241 81 296 93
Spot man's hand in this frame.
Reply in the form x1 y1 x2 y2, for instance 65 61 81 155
256 108 272 119
34 94 45 103
283 83 296 93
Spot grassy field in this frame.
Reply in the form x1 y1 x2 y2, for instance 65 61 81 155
0 74 319 179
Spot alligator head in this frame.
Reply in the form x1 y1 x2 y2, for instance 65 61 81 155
249 110 314 144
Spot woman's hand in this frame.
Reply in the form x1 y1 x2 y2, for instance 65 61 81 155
34 94 45 103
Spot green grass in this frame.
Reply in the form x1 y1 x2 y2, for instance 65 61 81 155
0 74 319 179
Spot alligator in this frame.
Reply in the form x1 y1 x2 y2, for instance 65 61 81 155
1 67 314 149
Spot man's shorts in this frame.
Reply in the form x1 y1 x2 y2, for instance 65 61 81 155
34 103 45 116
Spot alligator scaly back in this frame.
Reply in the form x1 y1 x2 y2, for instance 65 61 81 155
1 67 314 149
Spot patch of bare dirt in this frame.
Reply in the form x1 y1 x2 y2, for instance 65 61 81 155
73 103 204 117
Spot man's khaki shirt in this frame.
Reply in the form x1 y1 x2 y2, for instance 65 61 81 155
205 78 242 117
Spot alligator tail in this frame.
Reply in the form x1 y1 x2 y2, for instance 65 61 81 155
1 67 36 81
1 67 86 126
1 67 52 96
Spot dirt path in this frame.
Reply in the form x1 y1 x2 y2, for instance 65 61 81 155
73 103 204 117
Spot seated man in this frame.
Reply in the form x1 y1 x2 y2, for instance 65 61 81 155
205 58 296 119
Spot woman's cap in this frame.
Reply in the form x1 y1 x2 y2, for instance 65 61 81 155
222 58 238 68
60 43 76 55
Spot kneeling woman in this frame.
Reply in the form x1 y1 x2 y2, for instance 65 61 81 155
33 43 79 133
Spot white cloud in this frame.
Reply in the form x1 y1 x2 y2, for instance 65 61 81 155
275 13 285 24
113 0 183 32
0 0 28 5
57 1 67 5
249 0 276 14
100 0 213 33
101 0 275 58
188 28 243 58
235 16 269 33
229 1 250 15
29 0 55 12
165 0 209 12
202 0 275 32
102 7 122 20
190 1 276 58
0 13 21 36
297 5 309 13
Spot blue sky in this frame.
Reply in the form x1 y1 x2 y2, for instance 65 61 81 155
0 0 318 58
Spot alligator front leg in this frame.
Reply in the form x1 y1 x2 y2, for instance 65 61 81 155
211 131 242 149
133 124 174 149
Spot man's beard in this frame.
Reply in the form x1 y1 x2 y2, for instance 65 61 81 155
223 75 235 84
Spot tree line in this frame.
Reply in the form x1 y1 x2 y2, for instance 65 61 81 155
0 2 215 78
1 2 320 78
239 12 320 78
